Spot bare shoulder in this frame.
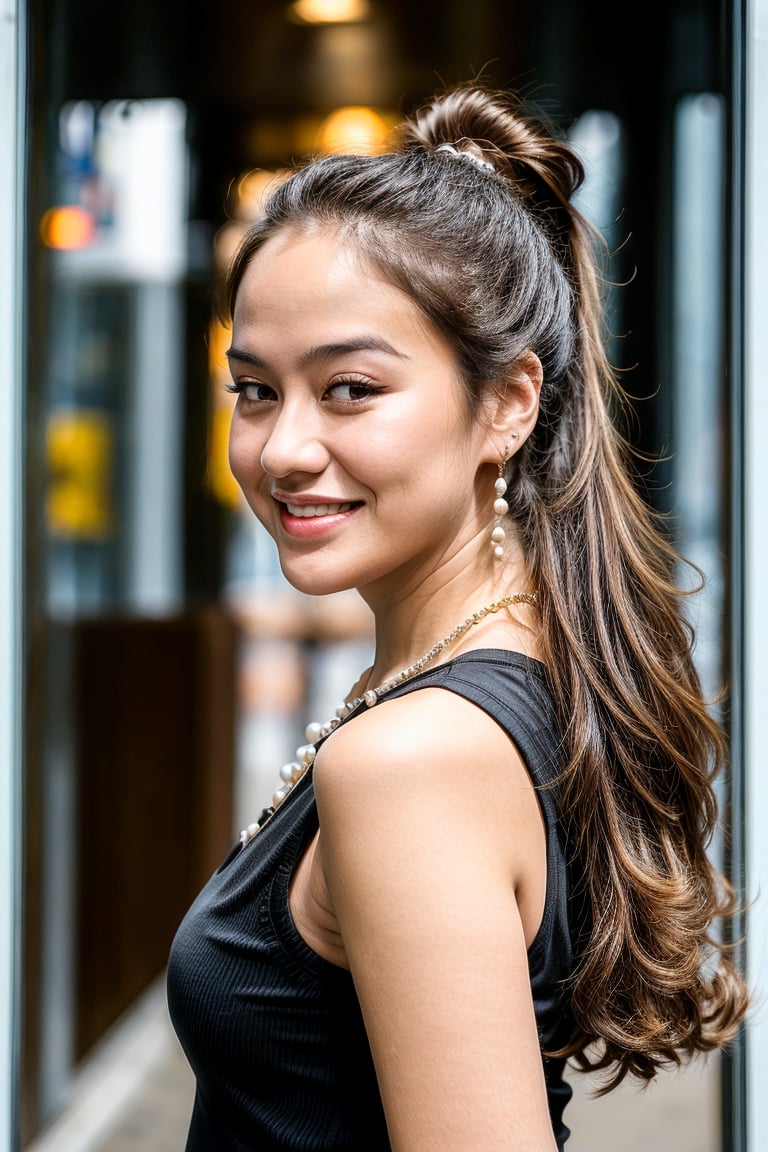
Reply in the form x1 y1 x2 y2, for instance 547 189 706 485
313 686 546 897
316 685 525 797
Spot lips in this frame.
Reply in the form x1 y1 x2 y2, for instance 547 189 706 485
284 501 356 518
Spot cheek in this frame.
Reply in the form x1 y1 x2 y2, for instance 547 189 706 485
228 417 265 487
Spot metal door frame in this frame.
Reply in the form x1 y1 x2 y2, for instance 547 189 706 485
741 1 768 1149
0 0 25 1148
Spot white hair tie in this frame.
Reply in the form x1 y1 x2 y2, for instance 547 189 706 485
435 143 496 174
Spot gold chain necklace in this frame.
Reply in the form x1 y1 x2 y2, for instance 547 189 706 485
239 591 537 848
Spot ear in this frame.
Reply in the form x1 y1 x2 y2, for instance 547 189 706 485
481 351 542 462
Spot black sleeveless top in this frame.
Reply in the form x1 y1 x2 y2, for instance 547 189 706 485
167 651 577 1151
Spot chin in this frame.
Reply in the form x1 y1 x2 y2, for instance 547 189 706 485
278 564 356 599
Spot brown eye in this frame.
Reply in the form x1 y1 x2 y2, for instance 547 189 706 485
226 380 277 402
327 378 379 402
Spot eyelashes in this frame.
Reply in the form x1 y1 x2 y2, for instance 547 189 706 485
325 378 381 402
225 376 383 405
225 381 276 402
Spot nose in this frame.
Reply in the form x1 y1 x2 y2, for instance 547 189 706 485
258 401 331 480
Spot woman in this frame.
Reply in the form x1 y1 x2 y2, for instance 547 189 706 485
167 82 748 1151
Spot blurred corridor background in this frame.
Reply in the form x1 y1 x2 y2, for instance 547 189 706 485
7 0 763 1148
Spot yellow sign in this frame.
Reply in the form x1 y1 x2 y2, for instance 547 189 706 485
46 408 113 538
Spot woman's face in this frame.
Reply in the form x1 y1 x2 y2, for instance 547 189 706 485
227 228 495 603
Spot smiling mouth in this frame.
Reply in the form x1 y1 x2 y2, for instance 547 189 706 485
283 501 358 518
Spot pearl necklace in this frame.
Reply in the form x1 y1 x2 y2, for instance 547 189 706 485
239 592 537 848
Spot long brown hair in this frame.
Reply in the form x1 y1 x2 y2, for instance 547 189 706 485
224 82 749 1087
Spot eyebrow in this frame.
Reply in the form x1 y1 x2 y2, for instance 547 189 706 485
225 336 409 369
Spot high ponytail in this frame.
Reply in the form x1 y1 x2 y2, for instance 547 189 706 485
224 80 749 1086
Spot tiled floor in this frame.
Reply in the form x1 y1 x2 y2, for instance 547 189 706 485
565 1057 720 1152
26 976 722 1152
25 981 195 1152
90 1041 193 1152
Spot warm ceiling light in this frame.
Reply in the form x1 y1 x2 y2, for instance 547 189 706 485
236 169 290 220
288 0 370 25
317 106 389 155
40 205 94 249
214 221 247 271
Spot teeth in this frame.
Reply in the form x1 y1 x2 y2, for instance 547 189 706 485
285 502 353 518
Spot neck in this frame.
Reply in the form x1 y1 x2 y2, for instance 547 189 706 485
353 592 537 708
361 564 536 689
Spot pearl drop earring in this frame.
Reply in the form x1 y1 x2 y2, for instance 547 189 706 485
492 459 509 561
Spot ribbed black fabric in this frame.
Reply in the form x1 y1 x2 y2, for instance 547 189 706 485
167 650 577 1151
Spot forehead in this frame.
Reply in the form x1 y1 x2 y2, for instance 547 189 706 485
232 227 446 353
235 228 385 304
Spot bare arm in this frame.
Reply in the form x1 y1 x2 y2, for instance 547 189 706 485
313 687 558 1152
